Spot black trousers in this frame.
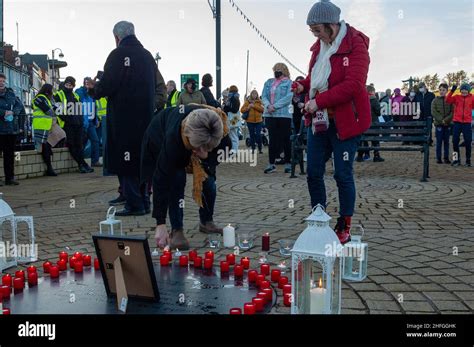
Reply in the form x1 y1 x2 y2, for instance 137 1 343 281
266 117 291 164
64 124 86 167
41 142 53 168
0 134 17 181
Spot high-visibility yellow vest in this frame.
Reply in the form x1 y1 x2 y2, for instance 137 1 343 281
32 94 54 131
96 97 107 121
54 89 80 128
165 90 180 109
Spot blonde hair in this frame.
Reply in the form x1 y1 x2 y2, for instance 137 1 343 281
249 90 259 100
183 109 223 152
273 63 290 78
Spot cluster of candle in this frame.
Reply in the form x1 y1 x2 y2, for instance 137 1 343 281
228 263 294 314
0 265 41 303
160 249 252 276
42 251 99 281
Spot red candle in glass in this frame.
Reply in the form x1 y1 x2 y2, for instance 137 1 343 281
73 252 83 261
1 285 11 299
278 276 289 289
194 256 202 268
283 293 292 307
260 264 270 276
94 258 100 270
229 308 242 315
240 257 250 270
74 261 84 273
179 255 189 267
83 255 92 266
204 258 213 270
204 251 214 261
260 280 270 290
28 272 38 287
163 250 172 261
283 284 292 295
263 288 273 302
57 259 67 271
248 270 258 283
59 251 68 261
13 277 24 290
220 261 230 273
2 274 12 287
2 308 11 315
15 271 25 282
252 297 264 312
262 233 270 251
226 254 236 265
243 302 256 315
256 274 265 286
271 269 281 283
160 255 170 266
49 266 59 278
189 250 197 262
69 256 77 269
43 261 52 273
27 266 37 274
234 265 244 278
257 292 267 304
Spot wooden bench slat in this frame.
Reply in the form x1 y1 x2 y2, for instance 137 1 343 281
364 129 427 135
361 136 428 142
371 121 429 127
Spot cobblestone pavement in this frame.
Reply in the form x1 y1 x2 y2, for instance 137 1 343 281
2 142 473 314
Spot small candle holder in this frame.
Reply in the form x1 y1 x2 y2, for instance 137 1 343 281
208 234 221 249
258 252 268 264
278 239 295 256
237 232 255 250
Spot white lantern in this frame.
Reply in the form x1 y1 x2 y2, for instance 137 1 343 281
291 204 342 314
99 207 123 235
0 194 37 271
0 193 17 271
342 225 368 281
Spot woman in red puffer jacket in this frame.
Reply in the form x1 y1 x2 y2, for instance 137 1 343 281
292 0 371 244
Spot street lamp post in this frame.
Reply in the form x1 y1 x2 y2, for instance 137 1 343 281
51 48 64 87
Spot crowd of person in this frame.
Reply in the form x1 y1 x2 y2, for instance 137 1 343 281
0 0 472 249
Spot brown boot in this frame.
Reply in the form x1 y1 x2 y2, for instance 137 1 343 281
169 229 190 250
199 221 223 235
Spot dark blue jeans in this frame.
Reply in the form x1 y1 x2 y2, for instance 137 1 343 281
435 125 450 161
452 122 472 163
247 122 263 151
85 120 100 164
307 121 360 217
199 174 217 224
118 175 150 212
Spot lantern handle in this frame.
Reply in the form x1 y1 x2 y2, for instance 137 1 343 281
106 206 116 220
351 224 365 238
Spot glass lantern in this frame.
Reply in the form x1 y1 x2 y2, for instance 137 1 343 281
99 207 123 235
291 204 342 314
342 225 368 281
0 193 17 271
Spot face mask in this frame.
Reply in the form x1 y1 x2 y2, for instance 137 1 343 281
410 92 416 97
5 115 13 122
420 88 426 93
274 71 283 79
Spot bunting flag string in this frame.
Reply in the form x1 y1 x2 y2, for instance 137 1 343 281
228 0 307 76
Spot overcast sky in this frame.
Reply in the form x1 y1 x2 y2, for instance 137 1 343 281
4 0 473 95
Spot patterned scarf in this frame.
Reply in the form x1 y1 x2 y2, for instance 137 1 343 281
180 105 229 207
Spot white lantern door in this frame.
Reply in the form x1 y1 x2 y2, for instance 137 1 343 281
14 216 37 263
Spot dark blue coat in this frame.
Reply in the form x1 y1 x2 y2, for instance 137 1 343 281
0 88 24 135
